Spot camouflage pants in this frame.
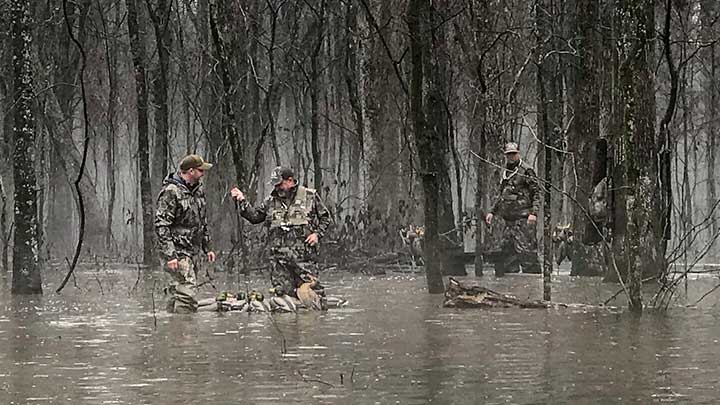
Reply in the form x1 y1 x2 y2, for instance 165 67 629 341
164 257 198 313
269 249 323 298
495 218 540 275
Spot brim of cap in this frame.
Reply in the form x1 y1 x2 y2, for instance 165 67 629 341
504 150 519 154
199 162 213 170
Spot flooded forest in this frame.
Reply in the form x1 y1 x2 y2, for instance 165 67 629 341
1 0 720 402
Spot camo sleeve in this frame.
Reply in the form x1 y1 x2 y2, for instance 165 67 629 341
239 197 269 224
526 167 540 216
310 193 332 238
155 187 178 261
200 190 212 253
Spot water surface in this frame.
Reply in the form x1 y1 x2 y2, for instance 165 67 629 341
1 266 719 403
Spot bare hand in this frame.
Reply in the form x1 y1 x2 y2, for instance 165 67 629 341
230 187 245 202
207 251 216 262
305 233 319 246
167 258 179 270
527 214 537 225
485 213 494 225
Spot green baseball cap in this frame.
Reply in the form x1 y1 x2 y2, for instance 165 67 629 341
179 154 213 171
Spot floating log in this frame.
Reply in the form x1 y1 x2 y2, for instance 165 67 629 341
443 278 599 310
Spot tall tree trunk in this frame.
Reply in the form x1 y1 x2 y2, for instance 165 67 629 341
127 0 155 266
265 0 283 166
148 0 172 194
570 0 603 275
99 0 120 251
426 0 457 275
536 0 563 300
11 0 41 294
615 0 658 312
343 1 363 215
310 1 326 192
702 0 718 258
408 0 444 293
209 0 244 188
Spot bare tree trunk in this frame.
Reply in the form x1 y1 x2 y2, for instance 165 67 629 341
702 0 718 259
309 1 326 192
265 0 283 166
570 0 603 275
127 0 155 266
148 0 172 193
11 0 41 294
209 0 245 188
344 2 363 215
98 0 121 251
536 0 564 300
426 0 457 275
408 0 444 293
615 0 658 312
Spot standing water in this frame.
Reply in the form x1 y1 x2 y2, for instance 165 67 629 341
1 267 719 403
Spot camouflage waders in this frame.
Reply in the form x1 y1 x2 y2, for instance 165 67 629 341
270 247 322 298
164 257 199 313
494 218 541 276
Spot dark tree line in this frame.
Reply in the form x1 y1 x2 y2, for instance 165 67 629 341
1 0 719 311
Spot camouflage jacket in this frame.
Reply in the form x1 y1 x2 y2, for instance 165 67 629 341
490 160 540 221
239 183 331 254
154 173 212 261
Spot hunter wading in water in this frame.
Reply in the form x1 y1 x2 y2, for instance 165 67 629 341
155 154 217 313
485 142 541 276
231 167 331 308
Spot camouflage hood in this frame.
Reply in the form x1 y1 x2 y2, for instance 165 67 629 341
162 172 200 194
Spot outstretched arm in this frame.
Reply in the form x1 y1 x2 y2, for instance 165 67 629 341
231 187 268 224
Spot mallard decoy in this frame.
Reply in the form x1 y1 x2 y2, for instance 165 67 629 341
280 294 298 312
250 299 267 312
269 296 294 312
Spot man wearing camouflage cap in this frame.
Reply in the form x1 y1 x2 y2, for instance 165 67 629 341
230 166 331 307
155 154 217 313
485 142 541 276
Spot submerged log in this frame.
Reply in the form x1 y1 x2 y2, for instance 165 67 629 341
443 278 598 309
444 278 549 308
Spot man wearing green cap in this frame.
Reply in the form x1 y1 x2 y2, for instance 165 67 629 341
230 166 331 307
484 142 541 276
155 154 217 313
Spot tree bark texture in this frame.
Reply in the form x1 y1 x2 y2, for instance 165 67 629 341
148 0 172 195
127 0 155 266
615 0 658 312
408 0 444 293
570 0 603 276
11 0 42 294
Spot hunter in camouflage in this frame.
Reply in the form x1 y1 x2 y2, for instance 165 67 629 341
230 167 331 305
485 142 541 276
155 154 216 313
